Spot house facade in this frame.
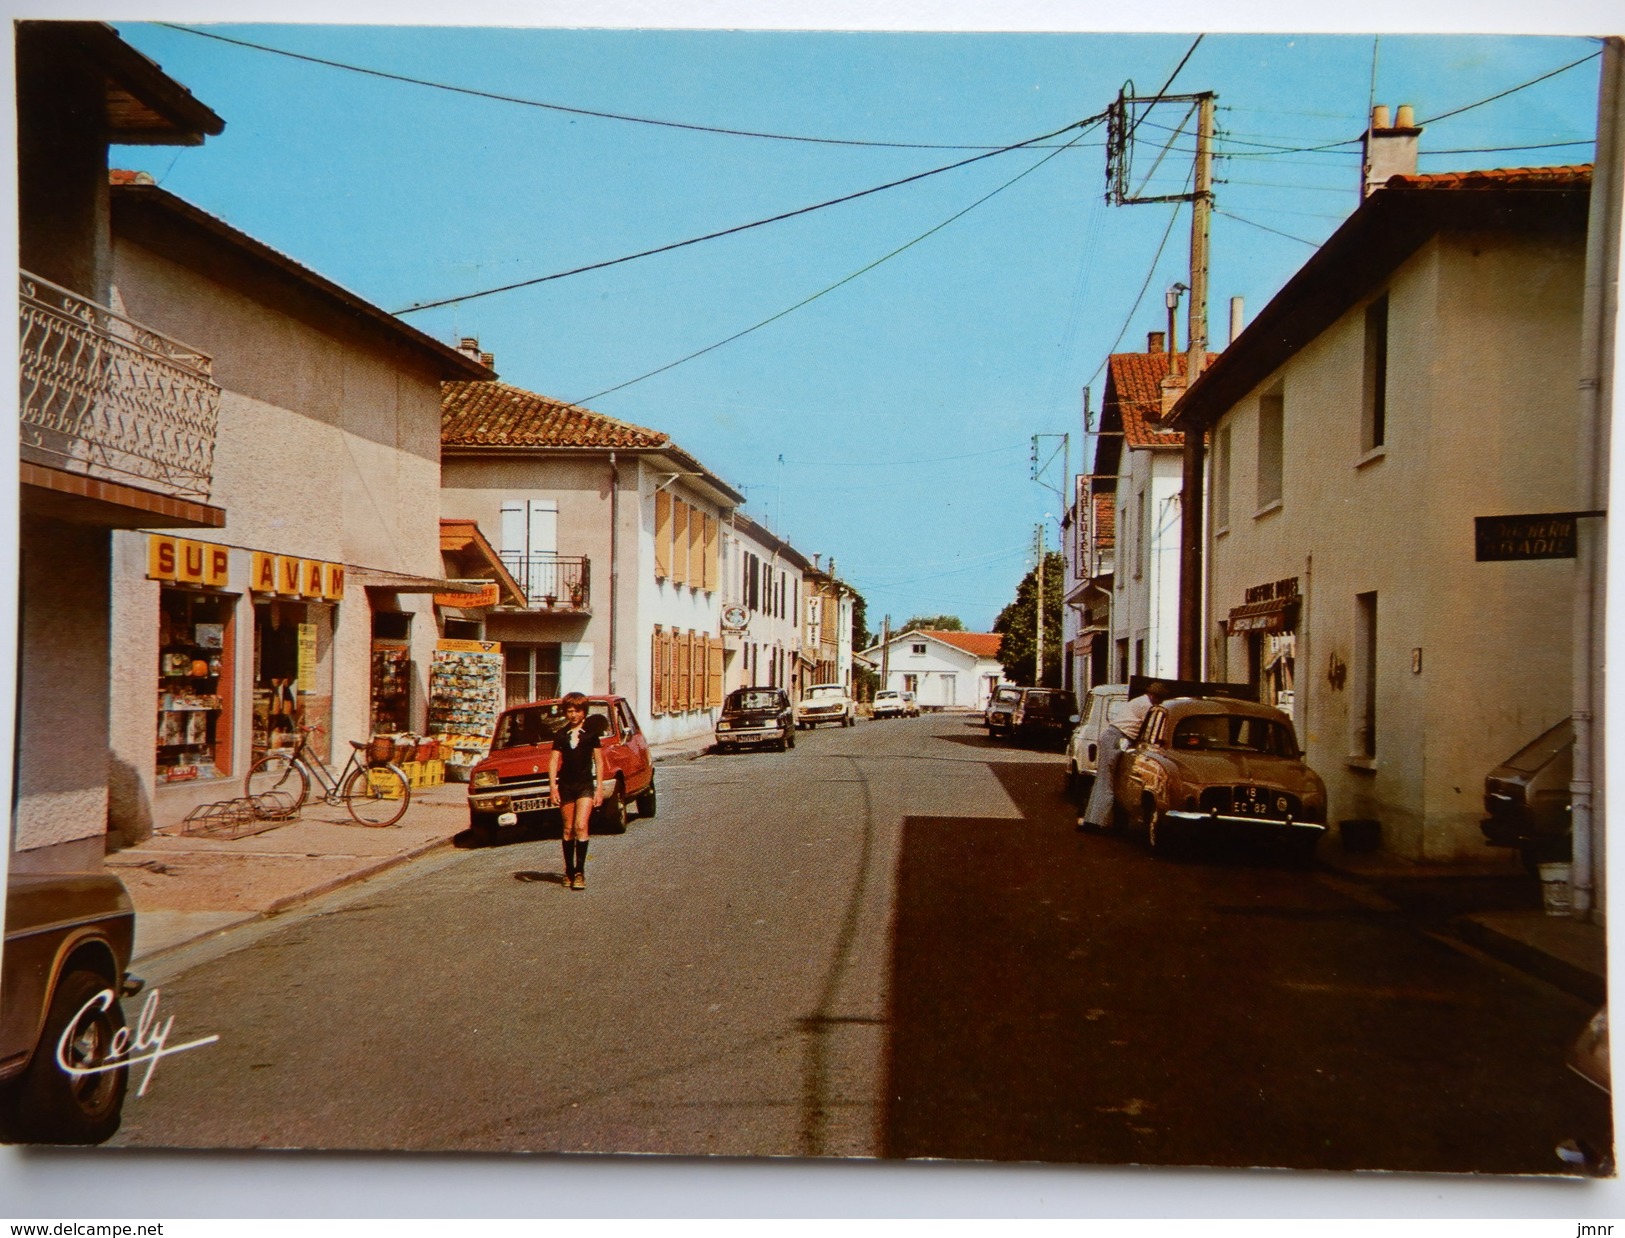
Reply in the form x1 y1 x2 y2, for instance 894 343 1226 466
802 564 857 691
1063 476 1116 701
16 23 225 870
722 513 810 696
860 630 1003 712
440 363 745 746
1170 163 1592 862
103 178 491 841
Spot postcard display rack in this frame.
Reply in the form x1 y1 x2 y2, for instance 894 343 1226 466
428 639 502 780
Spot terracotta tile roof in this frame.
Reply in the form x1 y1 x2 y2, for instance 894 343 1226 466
1385 164 1592 191
1092 491 1115 548
1106 350 1219 449
442 380 669 448
923 630 1002 659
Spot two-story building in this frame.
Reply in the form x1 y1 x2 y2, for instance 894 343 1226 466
103 176 492 840
1062 473 1116 699
801 562 857 691
723 513 810 695
1169 149 1592 862
17 22 224 869
440 359 745 745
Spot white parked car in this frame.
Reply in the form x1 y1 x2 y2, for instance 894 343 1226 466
796 683 856 728
902 692 920 717
872 690 906 719
1066 683 1128 799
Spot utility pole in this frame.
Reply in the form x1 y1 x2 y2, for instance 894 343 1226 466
1106 87 1217 680
1034 523 1046 687
880 614 891 692
1178 90 1216 680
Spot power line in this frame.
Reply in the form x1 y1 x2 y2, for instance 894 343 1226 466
569 122 1102 405
396 113 1103 314
1083 180 1188 393
159 22 1088 153
1419 50 1601 125
1216 209 1321 248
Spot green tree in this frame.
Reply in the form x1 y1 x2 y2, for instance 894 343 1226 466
901 614 965 633
849 588 880 701
993 551 1064 687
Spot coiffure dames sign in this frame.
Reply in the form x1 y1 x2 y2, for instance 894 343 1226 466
143 536 345 600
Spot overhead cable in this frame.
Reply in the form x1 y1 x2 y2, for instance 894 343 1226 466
1215 209 1321 248
159 22 1089 152
397 113 1104 314
571 123 1100 405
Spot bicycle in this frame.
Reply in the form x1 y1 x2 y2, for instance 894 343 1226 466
242 725 412 827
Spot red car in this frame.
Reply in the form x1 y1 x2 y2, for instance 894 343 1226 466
466 695 657 844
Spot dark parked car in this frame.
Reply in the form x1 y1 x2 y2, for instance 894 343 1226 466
467 695 656 843
1 870 141 1144
1108 696 1328 863
715 686 795 752
1007 688 1077 747
1481 718 1574 870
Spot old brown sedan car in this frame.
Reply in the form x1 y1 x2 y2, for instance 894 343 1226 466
1 870 141 1144
1108 696 1328 863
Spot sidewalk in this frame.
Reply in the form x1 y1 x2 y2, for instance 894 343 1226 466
1317 834 1607 1005
110 732 714 963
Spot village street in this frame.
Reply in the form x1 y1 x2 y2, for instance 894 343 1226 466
108 715 1609 1172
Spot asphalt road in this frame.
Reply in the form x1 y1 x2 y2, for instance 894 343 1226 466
111 713 1611 1174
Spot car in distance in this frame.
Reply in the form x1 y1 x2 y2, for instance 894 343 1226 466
902 692 921 717
1480 718 1573 871
985 684 1022 736
1 869 141 1144
871 690 906 719
1108 695 1327 863
796 683 855 729
1009 687 1078 748
467 695 656 844
1066 683 1129 798
715 686 796 752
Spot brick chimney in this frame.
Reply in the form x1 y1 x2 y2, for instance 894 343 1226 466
1147 331 1165 354
1362 103 1422 198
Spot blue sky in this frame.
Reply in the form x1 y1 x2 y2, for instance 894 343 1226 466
106 14 1606 632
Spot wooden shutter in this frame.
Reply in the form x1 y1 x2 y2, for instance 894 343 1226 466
654 490 671 580
702 513 719 592
672 500 690 587
691 510 707 591
651 627 665 715
664 629 676 713
708 635 724 706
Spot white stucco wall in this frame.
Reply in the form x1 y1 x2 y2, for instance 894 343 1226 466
1112 449 1183 681
1205 228 1584 860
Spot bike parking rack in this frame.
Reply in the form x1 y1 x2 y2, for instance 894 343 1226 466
179 790 301 840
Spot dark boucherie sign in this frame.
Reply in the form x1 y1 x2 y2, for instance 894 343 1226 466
1474 513 1586 562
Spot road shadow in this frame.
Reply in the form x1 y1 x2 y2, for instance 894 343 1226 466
880 760 1612 1172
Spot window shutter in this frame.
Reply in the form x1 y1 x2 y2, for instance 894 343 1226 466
651 627 665 715
708 635 724 706
674 630 689 711
692 510 707 591
703 513 719 591
672 500 690 587
654 490 671 580
664 628 676 713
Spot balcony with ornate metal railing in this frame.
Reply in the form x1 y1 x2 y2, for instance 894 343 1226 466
20 272 221 501
498 552 591 612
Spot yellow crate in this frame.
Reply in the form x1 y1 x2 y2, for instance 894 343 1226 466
366 768 408 799
401 760 424 787
422 758 445 787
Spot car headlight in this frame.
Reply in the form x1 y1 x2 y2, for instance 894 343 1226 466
718 722 733 731
471 769 500 789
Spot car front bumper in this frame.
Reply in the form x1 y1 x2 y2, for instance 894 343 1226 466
1165 811 1327 838
716 726 787 746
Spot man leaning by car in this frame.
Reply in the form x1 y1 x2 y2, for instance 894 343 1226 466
1078 681 1170 832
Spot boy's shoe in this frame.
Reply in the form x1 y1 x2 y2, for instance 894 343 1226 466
572 872 585 890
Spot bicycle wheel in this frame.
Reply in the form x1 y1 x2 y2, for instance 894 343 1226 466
342 763 410 827
244 752 310 812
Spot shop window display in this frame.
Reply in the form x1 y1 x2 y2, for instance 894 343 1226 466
253 598 334 759
156 589 233 782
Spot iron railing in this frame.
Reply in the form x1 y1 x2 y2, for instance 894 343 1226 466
498 553 591 611
20 272 220 500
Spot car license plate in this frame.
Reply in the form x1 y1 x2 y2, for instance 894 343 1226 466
511 795 553 813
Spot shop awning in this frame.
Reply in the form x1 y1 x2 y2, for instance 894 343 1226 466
435 518 528 608
1225 597 1299 634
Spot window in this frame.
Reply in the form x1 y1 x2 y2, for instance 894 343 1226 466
503 643 560 709
1115 638 1129 683
1362 295 1389 453
1353 592 1378 759
1214 423 1232 531
1257 388 1284 509
500 499 558 606
910 642 926 655
1134 637 1144 675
